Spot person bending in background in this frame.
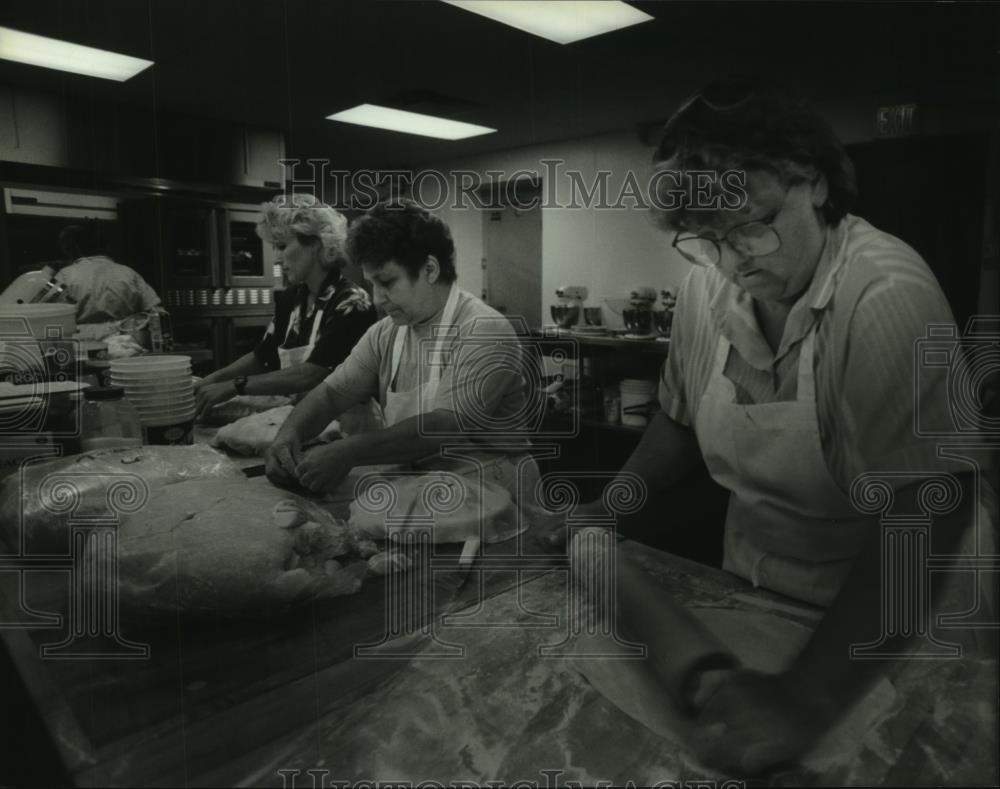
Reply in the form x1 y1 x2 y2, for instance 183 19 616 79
194 194 376 421
56 221 161 323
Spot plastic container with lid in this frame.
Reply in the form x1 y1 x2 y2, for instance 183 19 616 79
79 386 144 451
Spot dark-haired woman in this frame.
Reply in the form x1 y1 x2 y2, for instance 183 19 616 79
556 84 994 775
266 199 539 503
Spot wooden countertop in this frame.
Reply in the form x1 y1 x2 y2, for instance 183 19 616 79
1 451 995 786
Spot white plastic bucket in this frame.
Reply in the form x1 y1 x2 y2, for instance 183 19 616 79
110 355 192 372
0 303 76 339
127 392 195 408
112 374 192 386
133 405 196 421
620 379 657 427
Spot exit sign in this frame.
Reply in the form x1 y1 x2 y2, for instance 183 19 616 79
875 103 919 138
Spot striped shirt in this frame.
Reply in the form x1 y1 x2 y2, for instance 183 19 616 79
659 214 964 493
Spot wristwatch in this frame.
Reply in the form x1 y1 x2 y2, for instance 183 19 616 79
233 375 249 396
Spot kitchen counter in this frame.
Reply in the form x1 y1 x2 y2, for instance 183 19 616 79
1 447 995 786
532 328 671 356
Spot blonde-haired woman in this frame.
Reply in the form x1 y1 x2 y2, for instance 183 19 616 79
194 194 375 420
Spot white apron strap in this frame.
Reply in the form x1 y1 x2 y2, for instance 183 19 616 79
282 300 325 349
307 305 325 347
389 284 461 398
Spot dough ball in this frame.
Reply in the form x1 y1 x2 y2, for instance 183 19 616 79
273 500 307 530
273 568 312 601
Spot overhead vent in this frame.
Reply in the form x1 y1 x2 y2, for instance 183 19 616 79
3 188 118 219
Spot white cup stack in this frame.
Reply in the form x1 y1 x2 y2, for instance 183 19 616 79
619 378 658 427
110 356 196 430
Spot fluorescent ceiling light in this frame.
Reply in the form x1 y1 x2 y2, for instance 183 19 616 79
442 0 652 44
327 104 496 141
0 26 153 81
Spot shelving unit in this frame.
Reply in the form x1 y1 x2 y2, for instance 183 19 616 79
528 328 727 566
531 329 668 486
535 328 670 355
542 412 646 436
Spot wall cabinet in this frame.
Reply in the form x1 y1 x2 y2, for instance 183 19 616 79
0 88 68 168
231 128 285 188
0 87 284 188
119 197 280 294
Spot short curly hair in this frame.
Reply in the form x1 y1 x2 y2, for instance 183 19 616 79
255 193 348 272
651 83 857 233
346 199 457 283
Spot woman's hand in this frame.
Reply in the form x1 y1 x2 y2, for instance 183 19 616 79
691 669 836 776
194 380 235 422
294 441 355 494
265 438 302 487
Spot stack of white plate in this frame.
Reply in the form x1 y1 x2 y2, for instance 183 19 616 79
110 355 195 428
619 378 658 427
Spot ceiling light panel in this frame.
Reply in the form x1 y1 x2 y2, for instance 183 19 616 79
442 1 653 44
0 26 153 81
327 104 496 140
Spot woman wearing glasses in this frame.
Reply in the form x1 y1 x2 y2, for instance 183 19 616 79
558 85 992 774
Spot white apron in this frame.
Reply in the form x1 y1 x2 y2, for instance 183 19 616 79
276 300 324 370
694 327 873 606
383 285 539 503
277 297 381 432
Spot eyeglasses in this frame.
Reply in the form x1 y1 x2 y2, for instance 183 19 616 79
671 190 788 268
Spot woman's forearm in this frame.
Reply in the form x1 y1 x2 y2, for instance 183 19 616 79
200 352 263 385
593 410 702 511
783 472 977 720
241 362 329 397
336 410 454 466
276 383 356 445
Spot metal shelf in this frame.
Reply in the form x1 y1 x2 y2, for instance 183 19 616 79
532 329 670 356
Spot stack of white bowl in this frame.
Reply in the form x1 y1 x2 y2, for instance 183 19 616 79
109 356 195 432
619 378 658 427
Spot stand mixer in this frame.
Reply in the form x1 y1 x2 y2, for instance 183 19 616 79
550 285 588 329
622 286 657 337
0 264 73 305
654 289 677 341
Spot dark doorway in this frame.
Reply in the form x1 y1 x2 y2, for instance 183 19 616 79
846 133 989 329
